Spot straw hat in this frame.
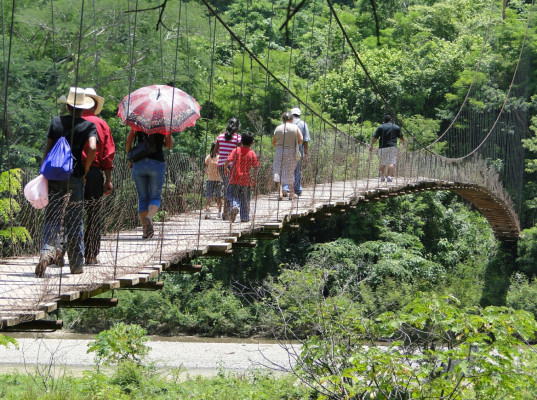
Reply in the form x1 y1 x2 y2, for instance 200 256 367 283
84 87 104 115
59 87 95 110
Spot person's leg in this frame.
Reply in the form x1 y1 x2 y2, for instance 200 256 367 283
144 159 165 238
387 164 395 178
228 184 240 222
239 186 251 221
205 181 211 212
386 148 397 181
36 181 67 276
293 159 302 195
64 176 85 274
132 160 150 237
84 167 104 263
219 166 231 219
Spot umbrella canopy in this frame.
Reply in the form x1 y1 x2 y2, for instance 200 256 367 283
118 85 201 135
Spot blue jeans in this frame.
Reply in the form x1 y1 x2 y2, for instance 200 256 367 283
41 177 85 269
132 158 165 213
228 184 251 221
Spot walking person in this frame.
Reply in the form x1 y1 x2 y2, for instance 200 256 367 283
224 132 259 223
216 117 241 220
283 107 310 197
369 115 405 182
204 141 223 219
126 129 173 239
81 88 115 265
36 87 97 277
273 111 303 200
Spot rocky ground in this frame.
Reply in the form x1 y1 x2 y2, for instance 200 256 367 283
0 334 299 377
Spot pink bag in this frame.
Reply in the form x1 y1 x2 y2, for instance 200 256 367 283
24 174 49 209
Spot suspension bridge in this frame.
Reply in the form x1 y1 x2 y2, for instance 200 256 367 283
0 0 530 330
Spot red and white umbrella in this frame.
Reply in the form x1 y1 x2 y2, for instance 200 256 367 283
118 84 201 135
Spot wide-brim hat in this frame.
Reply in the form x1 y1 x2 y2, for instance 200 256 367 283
59 87 95 110
84 87 104 115
290 107 302 116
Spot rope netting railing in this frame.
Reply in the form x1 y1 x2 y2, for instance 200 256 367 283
0 0 527 325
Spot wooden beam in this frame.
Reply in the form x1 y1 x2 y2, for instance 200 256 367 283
59 297 118 308
165 264 202 273
1 319 63 332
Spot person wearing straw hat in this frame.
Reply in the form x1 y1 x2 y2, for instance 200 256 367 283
369 114 404 182
81 88 115 265
35 87 98 277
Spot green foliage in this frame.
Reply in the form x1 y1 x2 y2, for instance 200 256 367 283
0 368 311 400
507 273 537 316
0 169 31 256
516 225 537 276
0 334 17 349
87 323 149 368
262 284 537 399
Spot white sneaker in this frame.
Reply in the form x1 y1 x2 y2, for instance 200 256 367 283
217 212 222 219
204 210 211 219
387 176 393 182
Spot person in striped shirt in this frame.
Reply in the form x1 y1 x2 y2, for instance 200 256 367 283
215 118 241 220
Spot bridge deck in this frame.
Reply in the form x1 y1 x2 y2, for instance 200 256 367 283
0 177 519 328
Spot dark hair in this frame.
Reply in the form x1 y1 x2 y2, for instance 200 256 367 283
225 117 241 140
209 141 217 158
241 131 254 146
282 111 293 122
384 114 392 123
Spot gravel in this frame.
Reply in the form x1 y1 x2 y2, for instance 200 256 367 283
0 334 300 376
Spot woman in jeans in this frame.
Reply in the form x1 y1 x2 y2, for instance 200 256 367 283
126 129 173 239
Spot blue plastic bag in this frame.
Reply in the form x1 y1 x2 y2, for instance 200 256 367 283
40 137 73 181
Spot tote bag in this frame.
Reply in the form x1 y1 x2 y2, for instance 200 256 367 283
24 174 49 209
128 134 156 162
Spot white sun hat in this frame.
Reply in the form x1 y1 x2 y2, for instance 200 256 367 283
84 87 104 115
59 87 95 110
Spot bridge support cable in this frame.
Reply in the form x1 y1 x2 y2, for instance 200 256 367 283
0 0 527 329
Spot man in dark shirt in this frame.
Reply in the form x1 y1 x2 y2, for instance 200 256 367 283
36 87 97 277
82 88 115 265
369 115 404 182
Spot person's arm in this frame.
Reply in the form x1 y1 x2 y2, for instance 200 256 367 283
369 137 378 151
125 129 136 153
164 134 173 149
103 170 113 196
399 136 405 146
41 138 54 166
252 154 259 187
272 135 277 147
297 131 303 145
204 155 210 174
224 149 235 175
84 136 97 185
101 124 115 195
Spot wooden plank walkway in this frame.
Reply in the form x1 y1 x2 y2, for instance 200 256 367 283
0 176 520 329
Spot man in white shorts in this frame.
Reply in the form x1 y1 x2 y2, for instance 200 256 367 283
369 115 404 182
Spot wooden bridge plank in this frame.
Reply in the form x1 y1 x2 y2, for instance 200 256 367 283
0 177 520 329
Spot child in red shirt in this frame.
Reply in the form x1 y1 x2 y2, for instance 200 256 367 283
224 132 259 223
